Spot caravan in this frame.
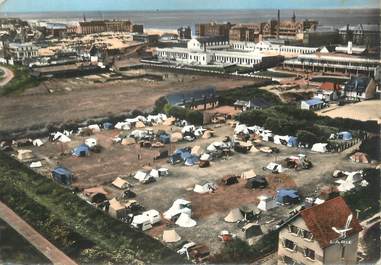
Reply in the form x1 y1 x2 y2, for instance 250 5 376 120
131 210 161 231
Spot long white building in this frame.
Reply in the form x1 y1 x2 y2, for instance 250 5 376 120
231 41 319 56
156 38 283 68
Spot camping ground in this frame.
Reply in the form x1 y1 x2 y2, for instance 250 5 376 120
14 122 373 255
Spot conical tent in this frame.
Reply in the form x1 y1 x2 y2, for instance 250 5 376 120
175 213 197 227
224 208 244 223
163 230 181 243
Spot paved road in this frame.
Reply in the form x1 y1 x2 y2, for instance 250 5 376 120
0 65 14 87
0 201 78 265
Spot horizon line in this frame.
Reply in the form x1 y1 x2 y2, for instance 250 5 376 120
0 7 379 13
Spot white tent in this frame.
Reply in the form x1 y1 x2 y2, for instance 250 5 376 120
53 132 71 143
234 124 249 135
163 230 181 243
311 143 328 153
115 122 130 130
134 171 147 182
224 208 244 223
85 138 97 148
337 181 356 192
30 161 42 168
158 168 169 176
164 199 192 220
193 182 216 194
257 195 277 211
32 139 44 147
181 125 196 134
265 162 284 173
88 124 101 132
149 169 160 179
200 153 211 161
175 213 197 228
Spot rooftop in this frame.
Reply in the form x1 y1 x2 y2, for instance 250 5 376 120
300 196 362 249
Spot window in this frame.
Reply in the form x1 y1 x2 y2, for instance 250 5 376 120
304 248 315 261
288 225 299 236
302 230 314 241
284 239 297 251
283 255 296 265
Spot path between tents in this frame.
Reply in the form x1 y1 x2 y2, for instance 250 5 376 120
0 66 14 87
0 201 78 265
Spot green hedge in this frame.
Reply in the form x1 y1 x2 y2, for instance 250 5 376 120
0 151 184 264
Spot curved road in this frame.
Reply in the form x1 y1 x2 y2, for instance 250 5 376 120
0 65 14 87
0 201 78 265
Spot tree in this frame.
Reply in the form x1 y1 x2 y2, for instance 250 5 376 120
297 130 318 146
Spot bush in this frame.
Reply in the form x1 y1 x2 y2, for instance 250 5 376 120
297 130 319 146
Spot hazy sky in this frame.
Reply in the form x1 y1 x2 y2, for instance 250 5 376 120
0 0 379 12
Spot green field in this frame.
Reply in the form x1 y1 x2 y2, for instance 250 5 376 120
0 151 184 264
0 65 41 96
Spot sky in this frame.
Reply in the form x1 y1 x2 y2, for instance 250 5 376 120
0 0 379 12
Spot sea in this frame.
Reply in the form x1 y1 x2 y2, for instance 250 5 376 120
0 9 379 31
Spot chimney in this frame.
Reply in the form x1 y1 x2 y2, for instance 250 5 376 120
277 9 280 39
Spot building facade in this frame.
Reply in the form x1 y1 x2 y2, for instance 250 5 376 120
278 197 362 265
178 26 192 39
6 42 38 62
76 20 132 35
156 39 282 68
229 25 260 42
195 22 233 38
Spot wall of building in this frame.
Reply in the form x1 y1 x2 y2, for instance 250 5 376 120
323 234 359 265
278 217 324 265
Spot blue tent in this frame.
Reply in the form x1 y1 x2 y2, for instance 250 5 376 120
338 131 352 141
72 144 90 157
287 137 298 147
276 189 300 204
52 166 73 185
159 134 170 144
103 122 113 129
185 155 199 166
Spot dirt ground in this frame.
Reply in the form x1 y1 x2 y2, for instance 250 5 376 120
0 70 256 132
17 123 373 255
317 100 381 124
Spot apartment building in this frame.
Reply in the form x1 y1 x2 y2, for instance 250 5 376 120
278 196 362 265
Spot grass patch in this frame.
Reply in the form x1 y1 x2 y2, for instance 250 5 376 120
0 151 183 264
0 65 41 96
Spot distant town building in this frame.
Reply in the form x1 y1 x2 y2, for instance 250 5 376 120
303 26 340 46
76 20 132 35
300 98 325 110
344 76 377 101
133 34 159 44
6 42 38 63
195 22 233 38
132 24 144 34
278 196 362 265
177 26 192 39
156 38 283 68
229 25 260 42
339 24 380 48
282 52 381 76
231 40 318 59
